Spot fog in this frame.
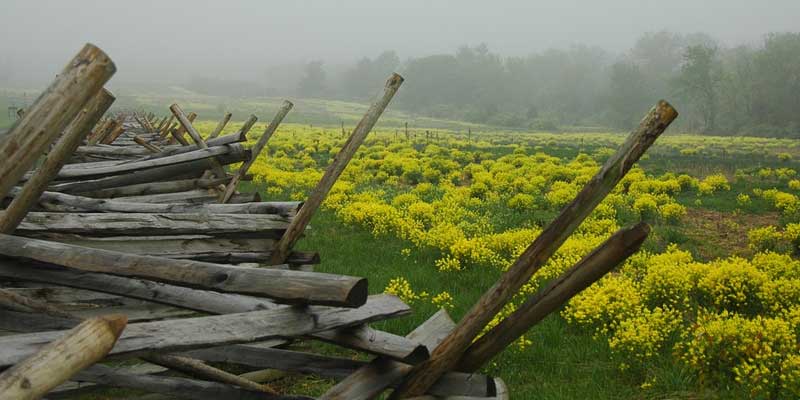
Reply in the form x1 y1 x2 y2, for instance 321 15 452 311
0 0 797 87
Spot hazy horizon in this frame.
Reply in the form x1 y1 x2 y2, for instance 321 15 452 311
1 0 798 88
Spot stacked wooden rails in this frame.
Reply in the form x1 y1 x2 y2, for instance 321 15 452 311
0 43 678 400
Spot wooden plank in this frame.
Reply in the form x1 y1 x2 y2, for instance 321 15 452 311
0 294 409 367
0 315 126 400
271 73 403 264
0 235 365 306
392 100 679 397
15 212 289 237
0 43 115 199
0 89 115 234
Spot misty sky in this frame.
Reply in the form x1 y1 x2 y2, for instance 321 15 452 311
1 0 798 86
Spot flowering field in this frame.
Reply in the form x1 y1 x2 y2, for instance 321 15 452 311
201 120 800 398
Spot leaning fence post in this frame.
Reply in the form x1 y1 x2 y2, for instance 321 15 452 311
170 104 227 178
0 43 115 200
269 73 404 265
391 100 678 398
457 222 650 372
221 101 293 203
0 89 115 233
208 112 233 139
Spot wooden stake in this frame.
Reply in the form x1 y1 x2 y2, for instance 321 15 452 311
170 104 227 178
391 101 678 398
271 74 403 264
0 314 127 400
134 135 162 153
0 89 115 234
208 112 233 139
457 223 650 372
221 101 293 203
169 112 196 145
0 43 115 199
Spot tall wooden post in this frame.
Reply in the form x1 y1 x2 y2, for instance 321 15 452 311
221 101 293 203
0 44 115 199
270 74 404 264
0 89 115 233
208 112 233 139
391 101 678 398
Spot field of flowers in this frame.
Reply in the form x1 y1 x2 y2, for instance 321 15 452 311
199 120 800 398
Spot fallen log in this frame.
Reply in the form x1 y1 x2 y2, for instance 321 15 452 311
0 234 366 306
113 189 260 204
71 177 232 198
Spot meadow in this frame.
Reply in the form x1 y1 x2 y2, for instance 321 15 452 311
192 118 800 399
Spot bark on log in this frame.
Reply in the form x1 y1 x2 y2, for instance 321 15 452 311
0 234 366 306
457 223 650 372
271 74 403 263
0 315 126 400
391 100 678 398
222 100 293 203
0 89 115 234
0 43 115 200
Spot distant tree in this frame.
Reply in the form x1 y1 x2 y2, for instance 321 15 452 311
604 61 651 129
297 61 327 98
674 45 721 132
751 33 800 133
342 51 400 99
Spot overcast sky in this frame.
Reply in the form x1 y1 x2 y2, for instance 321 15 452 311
1 0 798 86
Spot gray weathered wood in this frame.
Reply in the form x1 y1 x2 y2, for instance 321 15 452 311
0 43 115 200
0 234 365 306
222 100 293 203
0 89 115 234
208 112 232 139
0 294 409 367
271 73 403 264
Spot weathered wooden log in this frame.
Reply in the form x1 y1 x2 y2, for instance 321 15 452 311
222 100 293 203
74 177 231 198
100 122 125 145
75 130 248 161
143 354 278 395
17 189 300 215
168 111 195 145
392 100 678 398
0 288 77 319
133 136 162 153
0 89 115 234
321 309 455 400
0 315 126 400
0 43 115 200
159 115 176 138
271 73 404 264
238 114 259 138
113 189 260 205
49 150 251 194
87 118 113 145
0 234 365 306
15 212 288 237
0 294 409 367
0 261 422 362
170 103 227 178
208 112 233 139
23 233 317 263
36 143 245 181
458 223 650 372
73 364 309 400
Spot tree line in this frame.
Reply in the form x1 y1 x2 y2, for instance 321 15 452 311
293 31 800 137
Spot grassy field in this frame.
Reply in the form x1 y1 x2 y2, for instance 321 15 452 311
4 86 800 398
